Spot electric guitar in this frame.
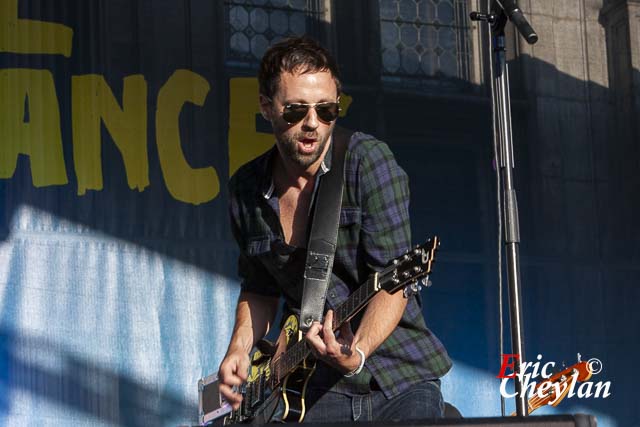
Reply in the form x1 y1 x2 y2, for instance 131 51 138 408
206 237 440 425
511 357 593 416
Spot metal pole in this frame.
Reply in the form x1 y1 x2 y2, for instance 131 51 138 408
471 1 538 417
493 31 527 417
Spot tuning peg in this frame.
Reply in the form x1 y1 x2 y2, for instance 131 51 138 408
421 277 432 288
577 353 582 362
403 281 422 298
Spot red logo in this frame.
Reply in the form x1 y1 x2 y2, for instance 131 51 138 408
496 353 519 379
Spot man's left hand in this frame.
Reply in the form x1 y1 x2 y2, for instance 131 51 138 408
305 310 363 374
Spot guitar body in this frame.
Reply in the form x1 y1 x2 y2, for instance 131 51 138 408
279 315 316 422
224 314 316 424
281 358 315 421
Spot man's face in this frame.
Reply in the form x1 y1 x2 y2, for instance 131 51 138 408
262 70 339 170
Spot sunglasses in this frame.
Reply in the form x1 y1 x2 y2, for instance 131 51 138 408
267 97 341 124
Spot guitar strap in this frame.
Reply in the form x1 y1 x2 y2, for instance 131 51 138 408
299 127 352 333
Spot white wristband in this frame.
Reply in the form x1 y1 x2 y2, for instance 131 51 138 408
343 346 366 377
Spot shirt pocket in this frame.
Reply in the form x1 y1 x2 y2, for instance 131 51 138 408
339 207 361 227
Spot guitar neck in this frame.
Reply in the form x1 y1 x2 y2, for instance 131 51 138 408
333 275 378 327
270 274 381 385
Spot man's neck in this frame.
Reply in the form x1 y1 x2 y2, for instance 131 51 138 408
274 138 331 192
274 158 318 191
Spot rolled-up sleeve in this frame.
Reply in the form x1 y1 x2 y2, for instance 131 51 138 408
357 140 412 270
228 185 280 297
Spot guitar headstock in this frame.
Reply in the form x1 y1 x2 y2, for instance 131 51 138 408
377 236 440 297
527 360 593 413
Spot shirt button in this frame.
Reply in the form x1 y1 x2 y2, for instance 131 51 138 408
329 292 336 298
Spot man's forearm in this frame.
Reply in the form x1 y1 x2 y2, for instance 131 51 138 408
353 290 408 358
227 291 279 354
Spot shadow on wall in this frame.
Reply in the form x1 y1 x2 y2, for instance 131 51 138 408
0 328 196 426
414 58 639 425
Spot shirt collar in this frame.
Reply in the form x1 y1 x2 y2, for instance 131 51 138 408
260 145 278 199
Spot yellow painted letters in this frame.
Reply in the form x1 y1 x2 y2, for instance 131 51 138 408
0 0 73 56
0 68 68 186
156 69 219 205
228 78 275 177
72 74 149 195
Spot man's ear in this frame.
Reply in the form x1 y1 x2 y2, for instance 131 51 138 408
259 94 271 121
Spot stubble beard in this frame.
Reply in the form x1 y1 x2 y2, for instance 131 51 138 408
277 130 330 169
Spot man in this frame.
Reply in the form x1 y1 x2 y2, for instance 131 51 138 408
218 36 451 423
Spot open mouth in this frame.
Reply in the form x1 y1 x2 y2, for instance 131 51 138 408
298 138 317 153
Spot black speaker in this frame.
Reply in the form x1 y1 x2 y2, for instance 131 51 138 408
300 414 597 427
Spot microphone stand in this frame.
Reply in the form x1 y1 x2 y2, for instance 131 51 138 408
470 0 538 417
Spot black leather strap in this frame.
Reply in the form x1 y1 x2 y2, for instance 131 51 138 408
299 127 352 332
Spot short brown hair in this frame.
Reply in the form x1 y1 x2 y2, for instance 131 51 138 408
258 36 341 99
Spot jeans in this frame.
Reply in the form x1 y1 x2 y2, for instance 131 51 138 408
301 380 444 423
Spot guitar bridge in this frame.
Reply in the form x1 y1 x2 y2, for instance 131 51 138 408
197 372 233 425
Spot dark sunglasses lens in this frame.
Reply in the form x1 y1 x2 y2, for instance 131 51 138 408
282 105 309 123
282 103 340 124
316 103 339 122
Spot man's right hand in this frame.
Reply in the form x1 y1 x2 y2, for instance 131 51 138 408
218 349 251 409
218 291 278 410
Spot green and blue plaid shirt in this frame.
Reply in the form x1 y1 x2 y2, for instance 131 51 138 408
228 131 451 399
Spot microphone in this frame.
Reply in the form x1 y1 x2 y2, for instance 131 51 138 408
494 0 538 44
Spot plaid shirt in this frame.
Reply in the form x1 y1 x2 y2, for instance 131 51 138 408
228 131 452 399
